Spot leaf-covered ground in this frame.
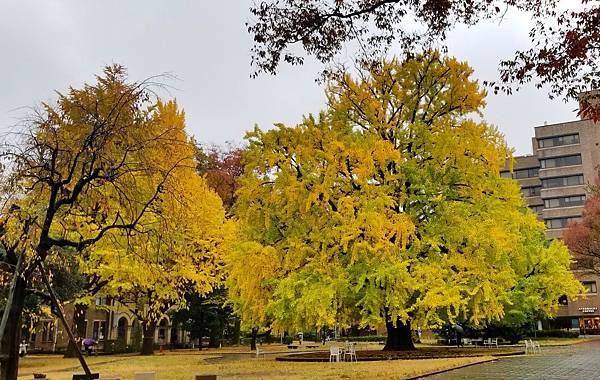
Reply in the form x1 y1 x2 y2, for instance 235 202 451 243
277 347 523 362
17 339 587 379
17 350 491 380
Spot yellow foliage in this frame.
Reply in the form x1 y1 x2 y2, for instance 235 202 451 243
83 100 230 322
228 52 580 335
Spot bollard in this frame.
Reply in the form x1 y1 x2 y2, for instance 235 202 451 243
72 374 100 380
134 373 156 380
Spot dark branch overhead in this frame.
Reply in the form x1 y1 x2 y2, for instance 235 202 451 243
248 0 599 116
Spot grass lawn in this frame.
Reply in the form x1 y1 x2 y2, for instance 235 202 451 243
534 337 592 346
17 337 588 379
18 350 492 380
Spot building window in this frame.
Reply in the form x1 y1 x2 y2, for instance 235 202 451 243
545 216 580 229
541 174 584 189
500 171 512 179
95 296 109 306
41 321 55 343
544 195 586 209
582 281 597 294
529 204 544 213
92 321 106 341
538 133 579 148
538 133 580 148
513 167 540 179
522 186 541 197
540 154 582 169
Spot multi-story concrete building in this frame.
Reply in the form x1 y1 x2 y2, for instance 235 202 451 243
501 92 600 334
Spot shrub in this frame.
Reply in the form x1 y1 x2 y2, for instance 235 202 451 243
336 335 386 342
533 329 579 338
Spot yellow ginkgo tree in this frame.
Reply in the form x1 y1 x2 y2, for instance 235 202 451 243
0 66 228 376
228 52 581 351
84 101 231 355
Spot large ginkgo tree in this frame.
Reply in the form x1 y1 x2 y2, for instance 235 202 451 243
228 52 581 350
0 66 228 377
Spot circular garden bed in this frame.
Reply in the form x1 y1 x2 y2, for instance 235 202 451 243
276 347 525 362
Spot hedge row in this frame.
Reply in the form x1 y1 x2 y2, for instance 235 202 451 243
532 329 580 338
336 335 386 342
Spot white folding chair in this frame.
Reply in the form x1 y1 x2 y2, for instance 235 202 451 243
343 343 357 362
329 346 341 362
529 339 541 353
256 347 266 359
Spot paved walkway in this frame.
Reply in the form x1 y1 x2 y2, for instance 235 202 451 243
426 340 600 379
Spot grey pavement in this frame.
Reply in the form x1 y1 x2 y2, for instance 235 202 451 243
425 341 600 379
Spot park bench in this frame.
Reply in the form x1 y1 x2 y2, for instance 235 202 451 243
305 345 319 348
287 345 299 349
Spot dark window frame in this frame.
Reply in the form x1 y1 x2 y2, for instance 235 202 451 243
541 174 584 189
540 154 582 169
545 216 580 229
92 320 107 341
513 167 540 179
582 281 597 294
538 133 580 148
522 186 542 197
544 195 586 209
529 204 544 213
41 321 55 343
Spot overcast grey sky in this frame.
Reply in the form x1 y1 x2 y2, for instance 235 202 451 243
0 1 579 155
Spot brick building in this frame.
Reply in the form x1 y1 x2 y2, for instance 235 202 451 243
28 296 192 353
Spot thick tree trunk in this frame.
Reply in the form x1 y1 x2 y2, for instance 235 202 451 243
197 310 203 351
250 327 258 351
208 334 219 348
232 319 241 345
140 322 156 355
64 304 88 358
0 272 27 380
383 317 416 351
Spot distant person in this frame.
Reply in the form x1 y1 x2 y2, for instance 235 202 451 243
19 340 27 357
452 324 464 348
82 338 97 356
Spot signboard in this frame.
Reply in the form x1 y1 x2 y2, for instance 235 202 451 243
578 307 598 313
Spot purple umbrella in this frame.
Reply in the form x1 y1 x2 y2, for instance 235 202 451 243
82 338 96 347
